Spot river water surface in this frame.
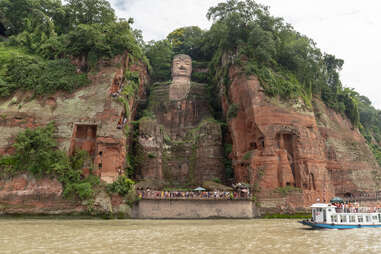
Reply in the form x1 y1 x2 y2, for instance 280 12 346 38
0 219 380 254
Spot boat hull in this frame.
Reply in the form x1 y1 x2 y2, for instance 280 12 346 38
299 220 381 229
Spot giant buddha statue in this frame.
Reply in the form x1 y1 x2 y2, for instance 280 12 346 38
169 54 192 100
137 54 224 185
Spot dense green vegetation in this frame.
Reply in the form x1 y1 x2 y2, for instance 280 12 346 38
0 0 146 97
0 45 88 96
357 96 381 166
144 40 173 82
0 123 99 201
204 0 360 127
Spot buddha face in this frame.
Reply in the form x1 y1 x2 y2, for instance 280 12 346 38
172 54 192 78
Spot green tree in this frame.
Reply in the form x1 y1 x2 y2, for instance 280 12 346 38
167 26 205 59
0 0 63 36
63 21 143 66
145 40 174 82
205 0 359 126
10 122 58 175
0 124 99 200
64 0 116 28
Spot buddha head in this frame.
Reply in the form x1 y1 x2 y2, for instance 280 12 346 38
172 54 192 79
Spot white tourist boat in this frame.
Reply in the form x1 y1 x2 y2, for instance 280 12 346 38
300 203 381 229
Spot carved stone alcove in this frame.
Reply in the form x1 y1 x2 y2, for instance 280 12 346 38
69 124 98 158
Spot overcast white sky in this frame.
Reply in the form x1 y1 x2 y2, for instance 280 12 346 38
109 0 381 109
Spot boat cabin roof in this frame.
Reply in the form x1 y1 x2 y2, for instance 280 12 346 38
311 203 336 208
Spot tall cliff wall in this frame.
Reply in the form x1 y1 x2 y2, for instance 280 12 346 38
221 65 380 209
0 53 150 215
0 53 149 183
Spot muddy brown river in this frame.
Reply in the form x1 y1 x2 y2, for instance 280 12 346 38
0 219 380 253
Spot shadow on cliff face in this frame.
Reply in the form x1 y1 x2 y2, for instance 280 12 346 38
0 23 6 38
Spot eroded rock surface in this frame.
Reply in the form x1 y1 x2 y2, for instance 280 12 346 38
0 174 84 214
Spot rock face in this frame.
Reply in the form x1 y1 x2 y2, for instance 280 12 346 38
0 174 84 214
1 49 380 214
221 65 380 209
0 174 133 215
0 53 149 183
136 55 224 184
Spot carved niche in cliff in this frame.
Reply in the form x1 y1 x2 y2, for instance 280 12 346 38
69 123 124 183
275 129 316 191
69 124 97 157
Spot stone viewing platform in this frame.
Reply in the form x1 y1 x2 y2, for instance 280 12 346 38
131 190 258 219
132 199 259 219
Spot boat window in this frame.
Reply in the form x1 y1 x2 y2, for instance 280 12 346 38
340 215 347 223
379 214 381 223
349 215 356 223
331 215 338 223
358 216 364 223
328 209 331 212
372 216 378 221
366 216 371 223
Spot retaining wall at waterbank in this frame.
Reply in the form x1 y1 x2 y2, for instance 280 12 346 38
132 200 260 219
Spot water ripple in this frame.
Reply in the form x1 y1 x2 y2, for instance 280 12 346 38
0 219 380 254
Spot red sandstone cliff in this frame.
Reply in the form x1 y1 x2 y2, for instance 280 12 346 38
222 65 380 211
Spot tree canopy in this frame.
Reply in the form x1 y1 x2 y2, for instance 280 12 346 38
0 0 145 96
167 26 205 60
203 0 360 127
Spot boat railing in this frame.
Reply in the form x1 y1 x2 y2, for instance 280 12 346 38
335 207 381 213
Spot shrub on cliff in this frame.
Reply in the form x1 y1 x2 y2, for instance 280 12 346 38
107 175 135 196
227 104 239 120
0 123 99 201
1 53 89 96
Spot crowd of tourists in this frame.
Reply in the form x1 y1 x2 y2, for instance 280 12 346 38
136 190 251 200
334 202 381 213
